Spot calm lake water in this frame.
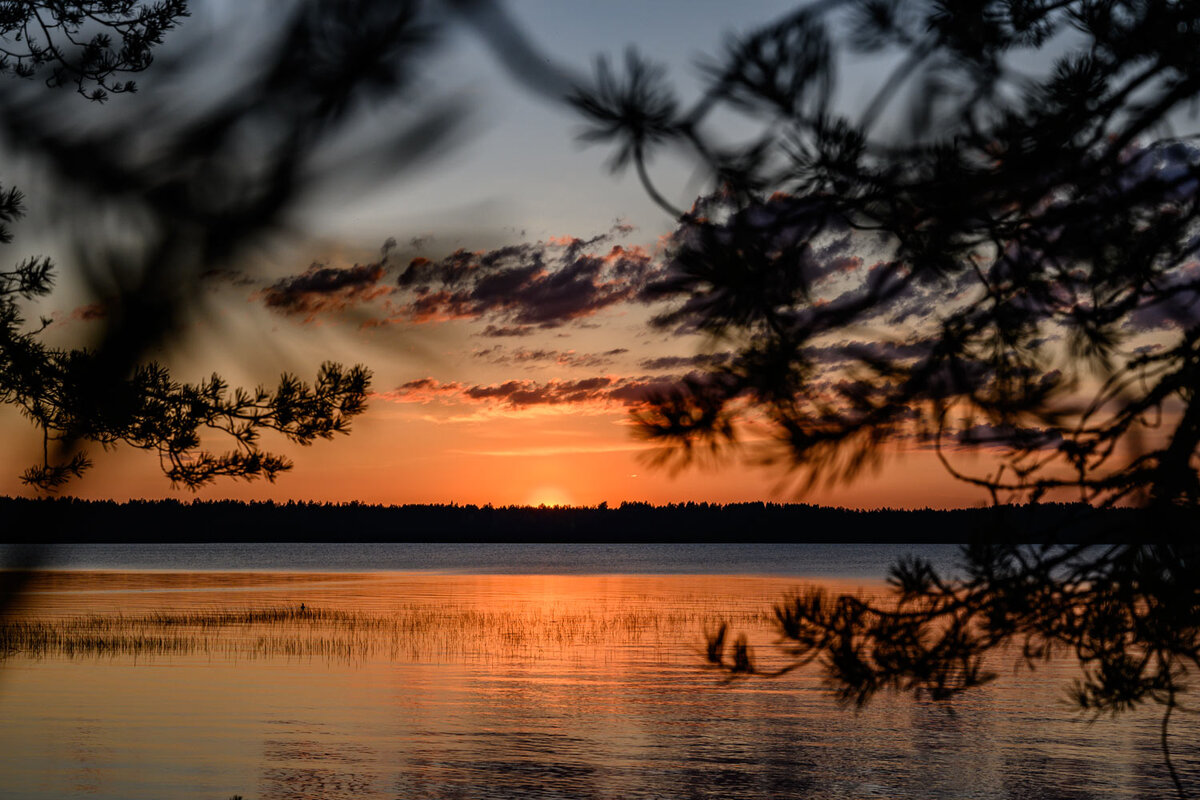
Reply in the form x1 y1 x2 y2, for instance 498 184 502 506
1 544 1196 799
19 542 963 577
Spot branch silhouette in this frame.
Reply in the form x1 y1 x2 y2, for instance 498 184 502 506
570 0 1200 509
0 1 188 101
0 1 530 489
568 2 1200 795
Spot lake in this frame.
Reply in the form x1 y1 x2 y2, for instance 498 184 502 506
0 544 1195 799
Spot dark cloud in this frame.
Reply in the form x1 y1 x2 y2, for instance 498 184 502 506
907 421 1064 452
69 302 108 322
882 267 974 327
639 352 732 370
1126 294 1200 332
1121 139 1200 201
396 376 445 392
480 323 537 338
48 300 110 328
405 288 474 322
380 373 676 409
649 195 878 337
249 223 660 330
955 423 1064 451
1124 264 1200 332
801 340 930 366
260 242 393 321
392 222 658 331
475 346 629 368
202 268 257 287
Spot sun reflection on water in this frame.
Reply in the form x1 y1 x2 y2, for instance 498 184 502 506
0 570 1194 800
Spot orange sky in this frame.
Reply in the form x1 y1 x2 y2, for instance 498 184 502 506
0 212 1103 511
0 1 1169 511
0 374 1001 510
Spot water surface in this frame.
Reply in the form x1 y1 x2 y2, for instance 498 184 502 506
20 542 963 577
0 546 1194 799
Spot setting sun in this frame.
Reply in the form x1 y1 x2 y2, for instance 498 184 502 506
2 1 1198 798
528 486 573 508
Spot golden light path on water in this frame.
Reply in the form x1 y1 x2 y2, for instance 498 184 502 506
0 570 1195 799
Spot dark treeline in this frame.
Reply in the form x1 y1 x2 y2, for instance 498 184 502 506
0 496 1190 544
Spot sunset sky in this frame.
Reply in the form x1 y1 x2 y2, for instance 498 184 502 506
0 2 1095 509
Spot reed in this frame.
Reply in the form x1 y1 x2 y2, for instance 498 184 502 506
0 603 776 665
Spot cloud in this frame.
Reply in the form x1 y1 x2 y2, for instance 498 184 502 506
474 346 629 368
1120 139 1200 200
378 373 677 410
648 194 874 335
800 340 930 365
69 302 108 322
249 223 661 331
390 223 658 332
955 422 1064 451
1124 263 1200 332
1125 293 1200 332
639 352 732 370
48 300 109 328
479 324 537 337
260 240 394 321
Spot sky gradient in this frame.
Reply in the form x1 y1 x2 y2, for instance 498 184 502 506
0 1 1096 509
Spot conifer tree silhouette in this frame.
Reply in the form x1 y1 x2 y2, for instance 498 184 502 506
568 2 1200 795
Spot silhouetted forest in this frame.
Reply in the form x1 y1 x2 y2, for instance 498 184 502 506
0 496 1191 544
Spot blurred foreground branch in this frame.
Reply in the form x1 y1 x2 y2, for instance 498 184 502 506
571 0 1200 509
568 3 1200 796
0 0 500 488
705 540 1199 797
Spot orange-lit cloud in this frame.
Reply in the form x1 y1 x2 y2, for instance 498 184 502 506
246 223 667 335
639 352 732 370
473 345 628 368
389 226 659 332
69 302 108 321
259 240 394 322
48 301 109 326
379 374 677 411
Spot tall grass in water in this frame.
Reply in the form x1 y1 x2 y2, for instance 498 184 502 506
0 604 775 665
